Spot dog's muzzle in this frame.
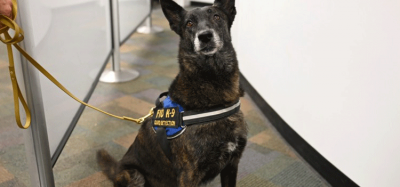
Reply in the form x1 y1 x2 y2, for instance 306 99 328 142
194 30 223 55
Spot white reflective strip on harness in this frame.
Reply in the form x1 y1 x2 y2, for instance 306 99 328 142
182 100 241 121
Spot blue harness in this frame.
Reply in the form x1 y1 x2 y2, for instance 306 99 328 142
153 96 185 137
151 92 241 161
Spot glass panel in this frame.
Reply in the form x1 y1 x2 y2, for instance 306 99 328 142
20 0 112 156
118 0 151 42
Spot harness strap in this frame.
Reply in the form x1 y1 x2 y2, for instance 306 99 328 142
155 92 169 108
156 127 173 162
183 100 241 125
155 92 240 126
154 92 173 162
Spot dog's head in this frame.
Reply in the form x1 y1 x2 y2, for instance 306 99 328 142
161 0 236 56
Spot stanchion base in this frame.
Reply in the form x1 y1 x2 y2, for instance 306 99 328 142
100 69 139 83
137 25 164 34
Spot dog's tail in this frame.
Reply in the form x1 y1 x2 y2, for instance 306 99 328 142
97 149 119 181
97 149 145 187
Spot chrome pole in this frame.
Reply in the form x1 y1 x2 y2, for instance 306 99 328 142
100 0 139 83
137 0 164 34
16 1 55 186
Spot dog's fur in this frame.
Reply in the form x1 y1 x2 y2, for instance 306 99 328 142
97 0 247 186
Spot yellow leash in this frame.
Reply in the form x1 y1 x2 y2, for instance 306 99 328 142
0 0 153 129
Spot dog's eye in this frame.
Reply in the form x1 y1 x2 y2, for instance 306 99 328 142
186 21 193 27
214 15 220 20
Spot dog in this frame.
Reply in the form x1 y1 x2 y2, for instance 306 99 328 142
97 0 247 186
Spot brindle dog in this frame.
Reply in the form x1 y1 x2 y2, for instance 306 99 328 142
97 0 247 186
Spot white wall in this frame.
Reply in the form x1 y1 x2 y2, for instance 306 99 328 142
232 0 400 186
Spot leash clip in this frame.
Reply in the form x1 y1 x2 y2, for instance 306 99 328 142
124 107 155 124
138 107 155 124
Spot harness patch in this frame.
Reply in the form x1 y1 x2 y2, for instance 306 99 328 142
152 96 185 138
153 107 180 128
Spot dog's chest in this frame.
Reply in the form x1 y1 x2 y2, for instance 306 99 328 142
226 141 238 152
179 118 246 165
186 122 245 182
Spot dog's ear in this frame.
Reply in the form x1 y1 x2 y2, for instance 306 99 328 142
160 0 186 35
213 0 236 27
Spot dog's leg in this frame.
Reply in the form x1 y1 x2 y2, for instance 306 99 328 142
126 169 145 187
220 158 240 187
177 170 202 187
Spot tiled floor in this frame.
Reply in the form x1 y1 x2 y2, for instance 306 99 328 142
0 4 330 187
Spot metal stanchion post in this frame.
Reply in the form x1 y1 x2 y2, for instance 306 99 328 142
16 1 55 186
100 0 139 83
137 0 164 34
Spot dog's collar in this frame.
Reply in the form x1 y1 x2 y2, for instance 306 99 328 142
152 92 241 139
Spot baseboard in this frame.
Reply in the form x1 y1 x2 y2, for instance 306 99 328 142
239 73 359 187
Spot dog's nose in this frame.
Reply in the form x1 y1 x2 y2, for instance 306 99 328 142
198 31 213 43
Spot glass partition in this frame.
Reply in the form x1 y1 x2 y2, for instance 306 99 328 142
118 0 151 43
19 0 112 158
